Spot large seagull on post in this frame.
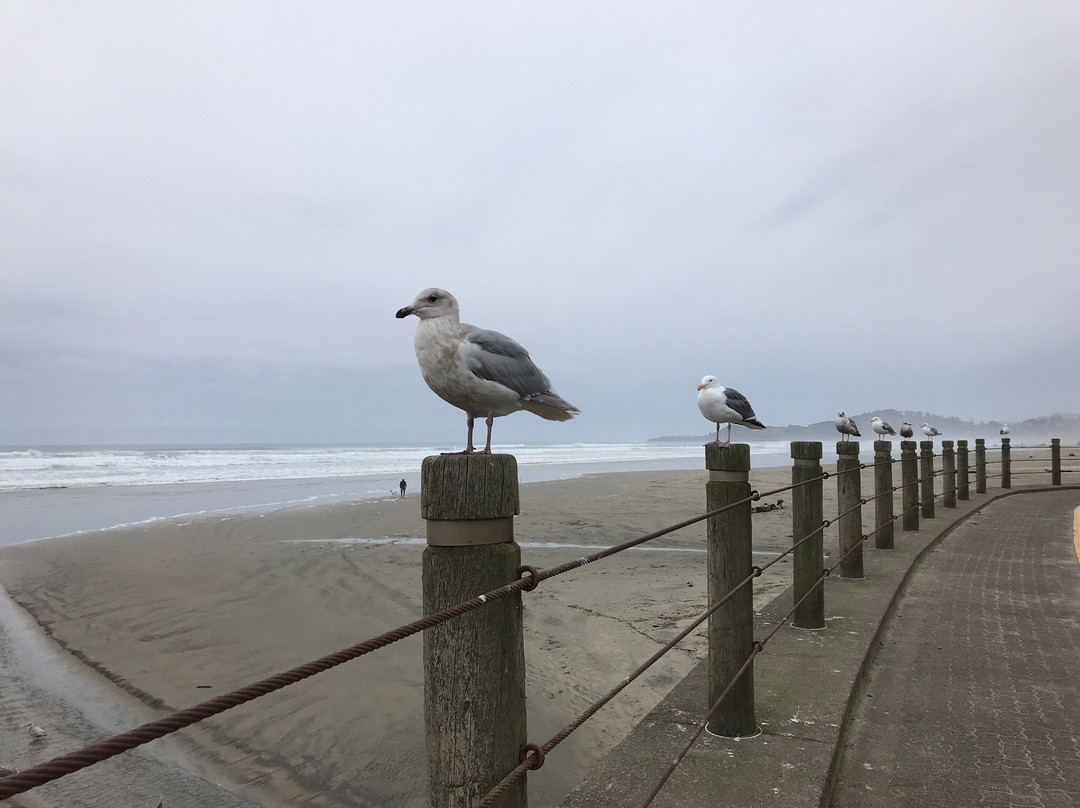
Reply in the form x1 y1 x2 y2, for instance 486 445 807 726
696 376 765 447
396 288 580 454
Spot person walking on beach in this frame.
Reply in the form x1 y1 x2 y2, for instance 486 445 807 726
399 479 407 498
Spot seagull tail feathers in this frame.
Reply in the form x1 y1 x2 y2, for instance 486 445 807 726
521 392 581 422
741 418 766 430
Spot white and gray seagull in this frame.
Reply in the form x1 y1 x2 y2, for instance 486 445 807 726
396 288 580 454
921 423 941 440
835 412 861 442
870 416 897 438
1000 424 1010 437
900 422 914 439
696 376 765 447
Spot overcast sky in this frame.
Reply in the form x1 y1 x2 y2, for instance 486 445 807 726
2 2 1078 446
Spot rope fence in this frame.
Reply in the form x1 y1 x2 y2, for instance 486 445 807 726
1 436 1074 806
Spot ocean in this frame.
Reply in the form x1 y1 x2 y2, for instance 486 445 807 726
0 441 796 546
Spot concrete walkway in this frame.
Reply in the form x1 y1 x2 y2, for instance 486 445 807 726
829 489 1080 807
561 487 1080 808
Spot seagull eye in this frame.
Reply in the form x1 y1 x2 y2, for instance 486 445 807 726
427 293 438 302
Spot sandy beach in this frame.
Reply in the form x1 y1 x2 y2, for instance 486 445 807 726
0 451 1004 807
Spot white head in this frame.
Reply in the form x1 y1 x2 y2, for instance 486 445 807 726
870 416 882 424
838 411 846 418
697 375 719 391
921 423 929 428
395 288 460 321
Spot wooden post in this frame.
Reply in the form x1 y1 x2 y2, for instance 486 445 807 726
1001 437 1011 489
957 440 970 501
836 441 863 578
942 440 956 508
705 444 757 737
791 442 825 629
421 454 526 808
901 441 919 531
920 441 936 519
975 438 987 494
1052 438 1062 486
874 440 894 549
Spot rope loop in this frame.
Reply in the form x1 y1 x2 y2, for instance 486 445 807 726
520 743 545 770
517 565 540 591
822 471 831 479
859 462 866 470
752 639 764 653
859 498 867 506
751 489 761 501
751 565 763 578
823 568 832 577
822 519 831 528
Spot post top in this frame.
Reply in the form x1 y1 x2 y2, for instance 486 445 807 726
790 441 822 460
836 441 860 456
920 441 935 451
942 440 954 449
874 440 893 454
900 440 917 453
975 438 985 445
1052 437 1060 445
704 442 751 471
957 439 968 447
421 454 520 520
1001 437 1010 445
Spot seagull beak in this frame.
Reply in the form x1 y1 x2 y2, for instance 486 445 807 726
696 383 706 391
395 306 414 319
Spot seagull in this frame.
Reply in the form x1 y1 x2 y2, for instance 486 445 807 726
870 416 896 438
1000 424 1010 437
900 422 914 439
696 376 765 447
835 412 861 441
25 722 47 742
396 288 579 454
921 423 941 440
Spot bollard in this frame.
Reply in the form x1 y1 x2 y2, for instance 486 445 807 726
920 441 936 519
791 442 825 629
957 440 970 501
942 441 956 508
836 441 863 578
1052 438 1061 486
901 441 919 531
874 440 894 549
975 438 987 494
705 444 757 737
421 454 526 808
1001 437 1011 489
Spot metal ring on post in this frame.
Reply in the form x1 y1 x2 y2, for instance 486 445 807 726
516 565 540 591
520 742 545 770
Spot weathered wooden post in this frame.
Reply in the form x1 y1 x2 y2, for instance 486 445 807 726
836 441 863 578
975 438 987 494
792 442 825 628
874 440 894 549
920 441 936 519
1052 438 1062 486
422 454 527 808
942 440 956 509
1001 437 1011 489
901 441 919 531
705 444 757 737
957 439 970 501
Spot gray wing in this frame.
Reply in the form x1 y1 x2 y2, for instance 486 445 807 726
462 328 553 398
723 387 758 421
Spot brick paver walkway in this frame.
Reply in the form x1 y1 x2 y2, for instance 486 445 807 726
830 490 1080 807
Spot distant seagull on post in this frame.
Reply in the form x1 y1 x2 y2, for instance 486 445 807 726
900 422 914 439
396 288 580 454
921 423 941 440
1000 424 1010 437
696 376 765 448
870 416 896 438
835 412 861 442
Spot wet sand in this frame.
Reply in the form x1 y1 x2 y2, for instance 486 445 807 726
0 456 946 806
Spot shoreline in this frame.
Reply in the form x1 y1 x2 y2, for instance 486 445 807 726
0 448 1039 807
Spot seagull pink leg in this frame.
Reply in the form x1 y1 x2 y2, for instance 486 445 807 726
482 416 494 454
443 416 477 454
